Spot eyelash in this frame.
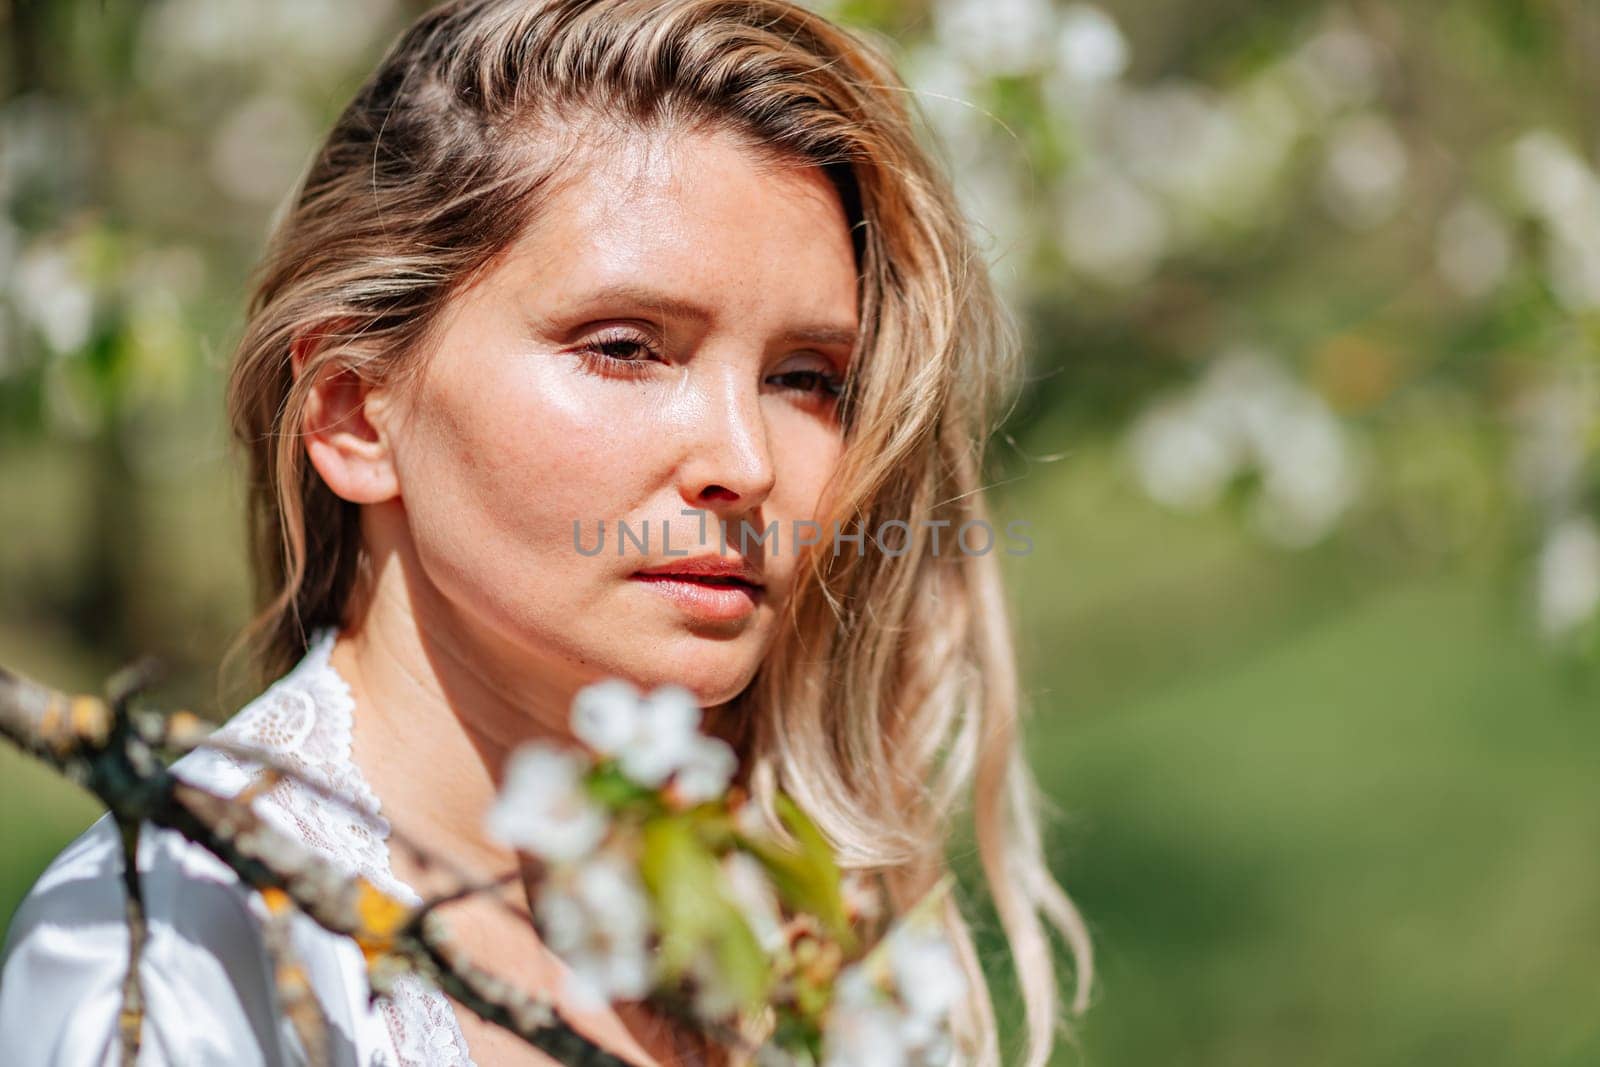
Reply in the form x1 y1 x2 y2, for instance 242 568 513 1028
574 329 846 400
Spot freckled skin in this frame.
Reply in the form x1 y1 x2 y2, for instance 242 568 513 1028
376 126 858 708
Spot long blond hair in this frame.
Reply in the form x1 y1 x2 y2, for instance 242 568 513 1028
224 1 1091 1062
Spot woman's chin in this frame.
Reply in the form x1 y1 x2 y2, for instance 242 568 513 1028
618 646 760 708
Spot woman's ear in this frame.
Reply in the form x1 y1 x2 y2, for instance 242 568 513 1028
292 328 402 505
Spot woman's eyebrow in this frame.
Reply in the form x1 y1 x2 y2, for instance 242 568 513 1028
575 283 858 348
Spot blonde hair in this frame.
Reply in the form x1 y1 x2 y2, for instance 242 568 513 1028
224 1 1092 1063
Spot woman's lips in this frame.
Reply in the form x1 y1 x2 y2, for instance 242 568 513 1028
629 574 761 621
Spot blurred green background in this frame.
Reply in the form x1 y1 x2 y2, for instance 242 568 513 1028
4 1 1600 1064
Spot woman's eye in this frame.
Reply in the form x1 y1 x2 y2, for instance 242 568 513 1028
769 368 844 398
579 334 658 362
572 330 662 377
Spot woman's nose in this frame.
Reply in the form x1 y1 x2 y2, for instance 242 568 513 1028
677 366 777 520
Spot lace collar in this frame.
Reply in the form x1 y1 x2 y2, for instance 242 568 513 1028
205 625 477 1067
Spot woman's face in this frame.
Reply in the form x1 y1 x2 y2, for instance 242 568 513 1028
373 126 859 709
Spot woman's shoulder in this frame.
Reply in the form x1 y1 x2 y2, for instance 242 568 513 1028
0 626 400 1066
0 811 302 1065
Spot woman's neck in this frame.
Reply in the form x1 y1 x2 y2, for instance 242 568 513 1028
332 551 582 877
329 558 684 1066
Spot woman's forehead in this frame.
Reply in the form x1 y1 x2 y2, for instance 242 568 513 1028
487 129 859 325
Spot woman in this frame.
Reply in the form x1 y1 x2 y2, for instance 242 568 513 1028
0 1 1091 1064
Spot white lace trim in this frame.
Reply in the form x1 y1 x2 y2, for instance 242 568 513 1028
210 625 476 1067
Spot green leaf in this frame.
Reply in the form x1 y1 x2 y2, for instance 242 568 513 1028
583 760 660 811
737 793 855 953
639 816 771 1017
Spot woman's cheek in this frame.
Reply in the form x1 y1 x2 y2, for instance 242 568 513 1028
468 371 662 546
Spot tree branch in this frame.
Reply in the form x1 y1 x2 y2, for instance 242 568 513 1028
0 660 635 1067
116 819 145 1067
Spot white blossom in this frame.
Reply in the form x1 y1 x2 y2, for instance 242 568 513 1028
1435 197 1513 300
1055 5 1128 87
570 679 723 792
823 927 966 1067
136 0 399 89
1537 515 1600 637
1319 112 1409 230
887 926 967 1025
721 850 786 954
1250 394 1365 548
208 92 316 205
1058 164 1170 286
1509 129 1600 224
932 0 1056 77
485 744 609 863
823 978 907 1067
1126 397 1241 511
1285 18 1382 117
571 678 644 756
1507 368 1600 515
13 240 93 356
904 43 992 165
616 684 703 788
1547 230 1600 314
537 849 655 1011
1101 83 1239 212
1126 348 1363 546
672 733 740 805
732 795 769 838
841 870 884 927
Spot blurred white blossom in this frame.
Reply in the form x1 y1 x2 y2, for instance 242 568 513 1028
953 153 1034 298
1546 231 1600 313
1537 515 1600 637
621 685 703 787
1506 367 1599 517
1126 400 1241 511
209 93 316 205
886 925 967 1036
571 678 646 754
1059 164 1169 287
536 849 655 1011
485 744 609 863
1509 129 1600 225
13 239 94 356
137 0 400 92
721 850 786 954
1054 5 1128 88
1098 82 1251 234
905 43 995 165
1435 197 1513 300
1319 113 1409 230
1250 393 1366 547
1127 348 1364 547
823 929 964 1067
0 93 93 212
841 870 884 927
1284 15 1383 117
823 966 910 1067
1505 130 1600 313
570 678 738 799
932 0 1056 77
672 733 739 805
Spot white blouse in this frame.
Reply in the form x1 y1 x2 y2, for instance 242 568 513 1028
0 626 479 1066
